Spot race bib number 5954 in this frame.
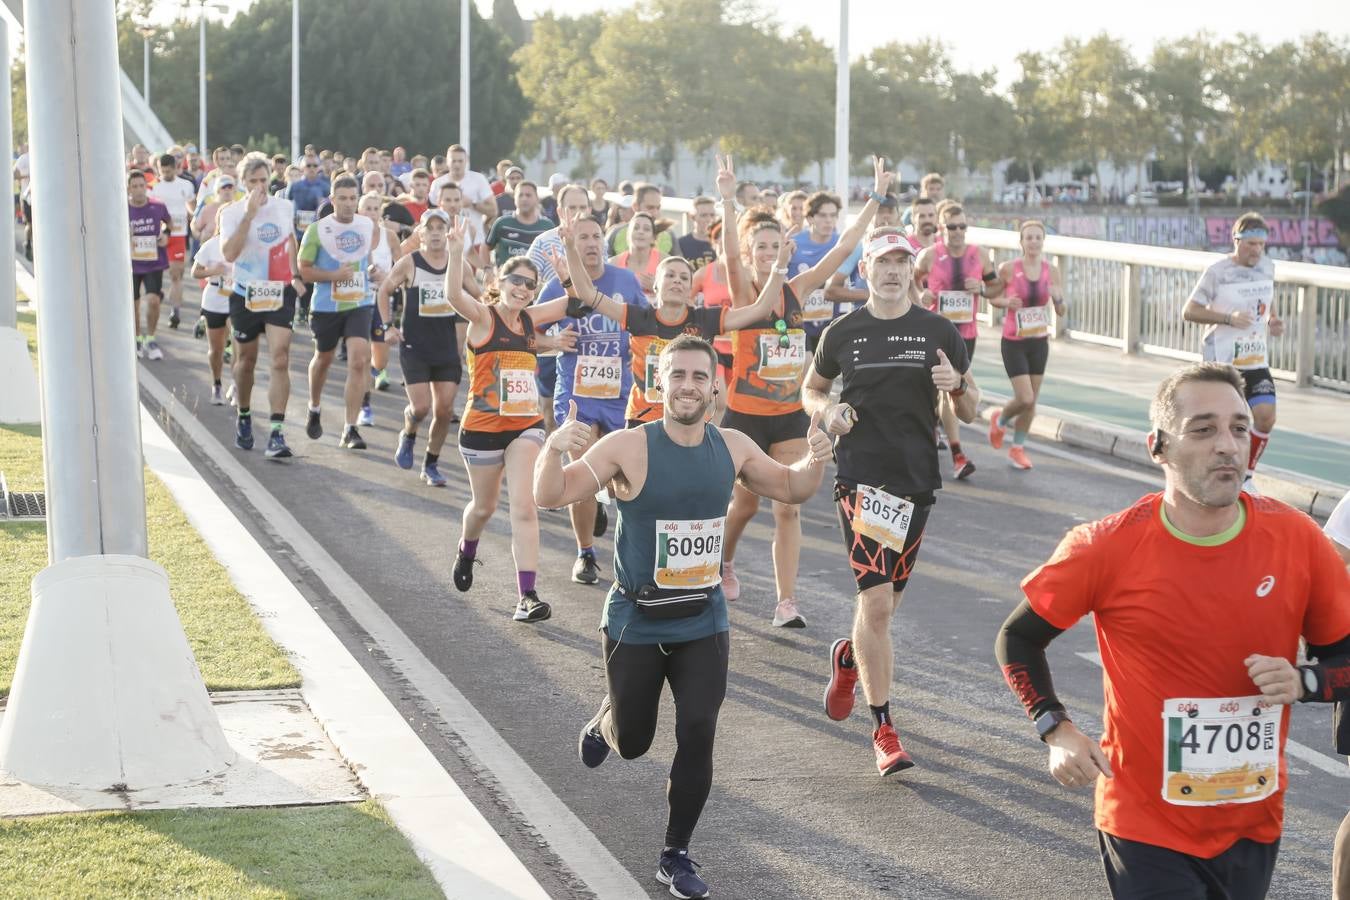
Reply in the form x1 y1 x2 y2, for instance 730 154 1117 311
1162 695 1282 807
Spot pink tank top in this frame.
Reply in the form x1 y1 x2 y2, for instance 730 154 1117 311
694 261 733 355
927 243 983 339
1002 258 1052 341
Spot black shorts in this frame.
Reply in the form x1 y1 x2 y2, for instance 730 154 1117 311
834 483 933 592
1240 368 1277 407
1001 337 1050 378
202 310 230 330
458 425 546 466
720 407 809 453
229 288 297 344
401 347 462 385
964 336 977 359
311 306 375 353
1098 832 1278 900
132 270 164 298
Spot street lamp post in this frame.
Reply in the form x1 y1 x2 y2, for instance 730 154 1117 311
834 0 849 213
196 2 228 158
291 0 299 161
459 0 470 152
135 25 155 106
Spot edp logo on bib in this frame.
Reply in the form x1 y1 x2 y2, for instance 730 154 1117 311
256 222 281 244
336 230 363 253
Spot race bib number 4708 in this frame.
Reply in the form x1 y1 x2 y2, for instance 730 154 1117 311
1162 695 1282 807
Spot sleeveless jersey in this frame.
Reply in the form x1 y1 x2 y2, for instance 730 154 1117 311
927 242 984 339
726 282 807 416
462 307 542 432
613 248 661 300
1002 258 1053 341
622 305 726 424
401 252 458 365
693 262 733 356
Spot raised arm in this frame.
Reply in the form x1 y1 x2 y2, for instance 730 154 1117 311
714 154 752 306
445 218 491 329
789 157 892 299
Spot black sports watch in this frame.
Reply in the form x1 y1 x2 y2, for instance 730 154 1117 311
1035 709 1071 742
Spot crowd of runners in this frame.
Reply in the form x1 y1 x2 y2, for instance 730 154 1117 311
108 139 1350 900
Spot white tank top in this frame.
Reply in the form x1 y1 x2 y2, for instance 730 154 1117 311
370 223 394 275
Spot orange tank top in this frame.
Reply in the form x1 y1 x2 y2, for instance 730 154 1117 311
726 282 806 416
462 307 543 433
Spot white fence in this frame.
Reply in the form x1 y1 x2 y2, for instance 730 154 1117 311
641 193 1350 393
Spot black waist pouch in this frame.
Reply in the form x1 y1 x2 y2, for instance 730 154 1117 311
627 583 711 620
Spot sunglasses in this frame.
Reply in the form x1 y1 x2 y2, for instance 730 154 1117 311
504 273 538 291
945 224 968 232
773 318 791 348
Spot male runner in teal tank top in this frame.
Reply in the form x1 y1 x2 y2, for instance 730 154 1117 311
533 334 833 899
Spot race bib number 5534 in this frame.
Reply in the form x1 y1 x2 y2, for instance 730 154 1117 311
1162 695 1282 807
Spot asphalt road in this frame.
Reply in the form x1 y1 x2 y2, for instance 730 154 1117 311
138 296 1344 900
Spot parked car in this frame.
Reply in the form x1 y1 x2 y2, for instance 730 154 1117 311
1126 191 1159 207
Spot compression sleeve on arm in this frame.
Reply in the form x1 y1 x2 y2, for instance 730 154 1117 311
995 599 1068 721
1299 632 1350 703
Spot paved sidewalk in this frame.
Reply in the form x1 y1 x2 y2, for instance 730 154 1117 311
971 323 1350 489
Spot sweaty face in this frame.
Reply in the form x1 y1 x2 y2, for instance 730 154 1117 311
1162 381 1250 509
659 349 716 425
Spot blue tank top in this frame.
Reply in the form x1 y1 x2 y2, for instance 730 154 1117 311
603 422 736 644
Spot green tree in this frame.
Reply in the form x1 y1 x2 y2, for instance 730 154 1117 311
1006 51 1072 200
513 13 606 162
1146 37 1222 198
1053 34 1148 199
493 0 528 50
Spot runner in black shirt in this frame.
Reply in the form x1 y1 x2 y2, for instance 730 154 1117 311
802 227 981 777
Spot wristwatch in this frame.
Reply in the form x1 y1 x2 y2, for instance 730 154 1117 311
774 266 789 276
949 377 968 398
1300 665 1320 702
868 190 886 204
1035 709 1071 742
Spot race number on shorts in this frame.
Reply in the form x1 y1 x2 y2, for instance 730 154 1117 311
1162 695 1282 807
418 283 453 318
1015 305 1050 338
654 518 724 589
756 331 806 382
499 368 539 417
132 234 159 262
244 280 286 313
802 289 833 323
938 291 975 324
851 484 914 553
573 355 622 399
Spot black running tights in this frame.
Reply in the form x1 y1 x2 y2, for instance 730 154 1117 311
600 630 730 849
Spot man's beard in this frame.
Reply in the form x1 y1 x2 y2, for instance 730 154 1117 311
666 393 710 425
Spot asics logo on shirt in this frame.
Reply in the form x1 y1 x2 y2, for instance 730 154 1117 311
256 222 281 243
335 230 363 253
1255 575 1276 598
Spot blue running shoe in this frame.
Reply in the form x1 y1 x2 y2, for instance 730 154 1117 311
422 461 447 487
394 431 416 469
264 430 293 460
656 848 708 899
234 415 254 451
357 403 374 427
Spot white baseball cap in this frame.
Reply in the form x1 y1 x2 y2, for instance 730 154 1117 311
862 231 917 262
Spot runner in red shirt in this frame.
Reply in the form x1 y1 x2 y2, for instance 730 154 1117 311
995 362 1350 899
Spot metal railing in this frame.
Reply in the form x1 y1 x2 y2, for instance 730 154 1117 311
632 192 1350 393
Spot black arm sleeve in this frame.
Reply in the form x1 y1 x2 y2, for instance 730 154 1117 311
994 599 1068 721
1300 632 1350 703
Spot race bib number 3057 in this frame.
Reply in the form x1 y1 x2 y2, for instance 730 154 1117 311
851 484 914 552
1162 695 1282 807
654 518 724 589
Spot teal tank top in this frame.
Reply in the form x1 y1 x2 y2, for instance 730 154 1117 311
602 422 736 644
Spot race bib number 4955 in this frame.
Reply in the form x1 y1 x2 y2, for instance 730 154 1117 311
1162 695 1282 807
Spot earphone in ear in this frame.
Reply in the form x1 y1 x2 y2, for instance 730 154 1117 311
1149 431 1165 456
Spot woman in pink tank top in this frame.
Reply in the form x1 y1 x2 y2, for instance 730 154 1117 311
987 220 1064 470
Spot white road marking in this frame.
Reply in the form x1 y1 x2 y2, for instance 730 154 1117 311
1074 651 1348 778
139 370 645 898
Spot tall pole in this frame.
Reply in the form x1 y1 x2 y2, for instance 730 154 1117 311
0 16 13 331
141 36 150 105
198 8 206 157
459 0 470 153
1302 161 1312 262
290 0 299 161
834 0 849 212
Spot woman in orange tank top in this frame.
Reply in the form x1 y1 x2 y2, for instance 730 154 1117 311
714 153 893 629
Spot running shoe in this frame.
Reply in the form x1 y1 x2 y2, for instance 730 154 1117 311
656 848 709 900
135 339 146 359
572 553 600 585
168 309 181 329
305 409 323 440
193 317 206 339
873 723 915 776
451 550 480 592
210 384 224 406
935 425 948 451
339 426 366 450
1241 475 1261 496
824 638 858 721
226 383 237 407
374 368 391 391
264 430 293 460
336 340 347 362
234 415 254 451
578 697 612 769
721 560 740 601
422 462 447 487
394 432 416 469
513 591 552 623
953 452 976 480
357 404 374 427
772 597 806 628
988 408 1006 450
145 339 164 360
593 503 608 538
1009 446 1033 470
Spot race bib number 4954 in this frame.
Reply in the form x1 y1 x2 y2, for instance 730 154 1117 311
654 518 724 589
1162 695 1282 807
1015 305 1050 338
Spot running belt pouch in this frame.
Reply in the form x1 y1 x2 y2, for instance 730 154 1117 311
632 583 710 620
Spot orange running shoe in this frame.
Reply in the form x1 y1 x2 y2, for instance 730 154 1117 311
824 638 858 720
988 408 1006 450
873 723 915 776
1009 446 1033 470
953 452 976 480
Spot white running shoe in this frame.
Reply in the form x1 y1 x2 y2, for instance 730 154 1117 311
144 340 164 360
772 597 806 628
210 384 224 406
